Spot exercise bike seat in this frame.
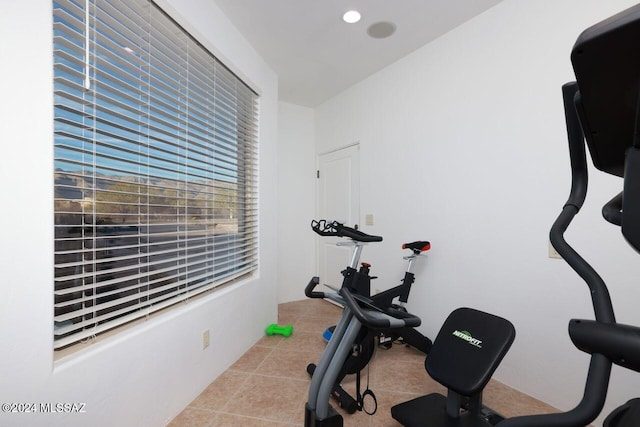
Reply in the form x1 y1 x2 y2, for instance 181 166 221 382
403 241 431 254
392 308 515 426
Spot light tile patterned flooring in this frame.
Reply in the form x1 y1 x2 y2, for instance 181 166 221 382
169 299 559 426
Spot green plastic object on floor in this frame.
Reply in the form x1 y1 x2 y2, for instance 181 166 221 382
266 323 293 337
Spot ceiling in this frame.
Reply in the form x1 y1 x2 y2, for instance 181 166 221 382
213 0 503 107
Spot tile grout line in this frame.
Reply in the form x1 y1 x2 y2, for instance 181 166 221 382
207 408 300 426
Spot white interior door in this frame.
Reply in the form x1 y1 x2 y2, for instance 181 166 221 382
317 144 360 288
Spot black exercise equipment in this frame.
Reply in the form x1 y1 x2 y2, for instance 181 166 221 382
392 308 514 426
312 220 432 353
306 220 432 416
391 4 640 427
304 220 426 426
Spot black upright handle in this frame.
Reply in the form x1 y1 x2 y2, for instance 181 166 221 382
563 84 588 211
498 82 614 427
552 83 615 324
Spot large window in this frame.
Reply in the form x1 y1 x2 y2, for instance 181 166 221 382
53 0 259 350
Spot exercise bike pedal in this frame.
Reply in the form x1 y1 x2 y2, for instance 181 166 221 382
378 333 394 349
305 402 343 427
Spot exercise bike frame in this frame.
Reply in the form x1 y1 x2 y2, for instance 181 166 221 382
305 220 427 426
311 220 432 352
304 277 421 426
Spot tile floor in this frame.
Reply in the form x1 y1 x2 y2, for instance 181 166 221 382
169 299 560 426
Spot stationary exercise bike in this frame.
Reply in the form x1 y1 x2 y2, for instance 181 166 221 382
390 4 640 426
304 219 429 426
311 219 432 352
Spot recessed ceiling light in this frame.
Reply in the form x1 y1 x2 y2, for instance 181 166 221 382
343 10 361 24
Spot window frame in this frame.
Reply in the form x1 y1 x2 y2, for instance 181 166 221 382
52 0 259 351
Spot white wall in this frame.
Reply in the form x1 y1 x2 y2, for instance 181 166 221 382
312 0 640 424
277 102 317 303
0 1 278 426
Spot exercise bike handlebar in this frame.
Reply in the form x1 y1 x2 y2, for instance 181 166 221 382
305 276 324 299
311 219 383 242
304 276 345 305
305 276 421 328
339 286 422 329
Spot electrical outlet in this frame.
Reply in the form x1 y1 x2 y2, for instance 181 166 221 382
365 214 374 226
549 241 562 259
202 329 210 350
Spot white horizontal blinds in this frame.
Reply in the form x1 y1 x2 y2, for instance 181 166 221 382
53 0 259 350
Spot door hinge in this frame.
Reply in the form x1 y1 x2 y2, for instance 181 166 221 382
317 170 320 178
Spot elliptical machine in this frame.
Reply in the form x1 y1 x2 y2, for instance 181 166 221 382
390 4 640 427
